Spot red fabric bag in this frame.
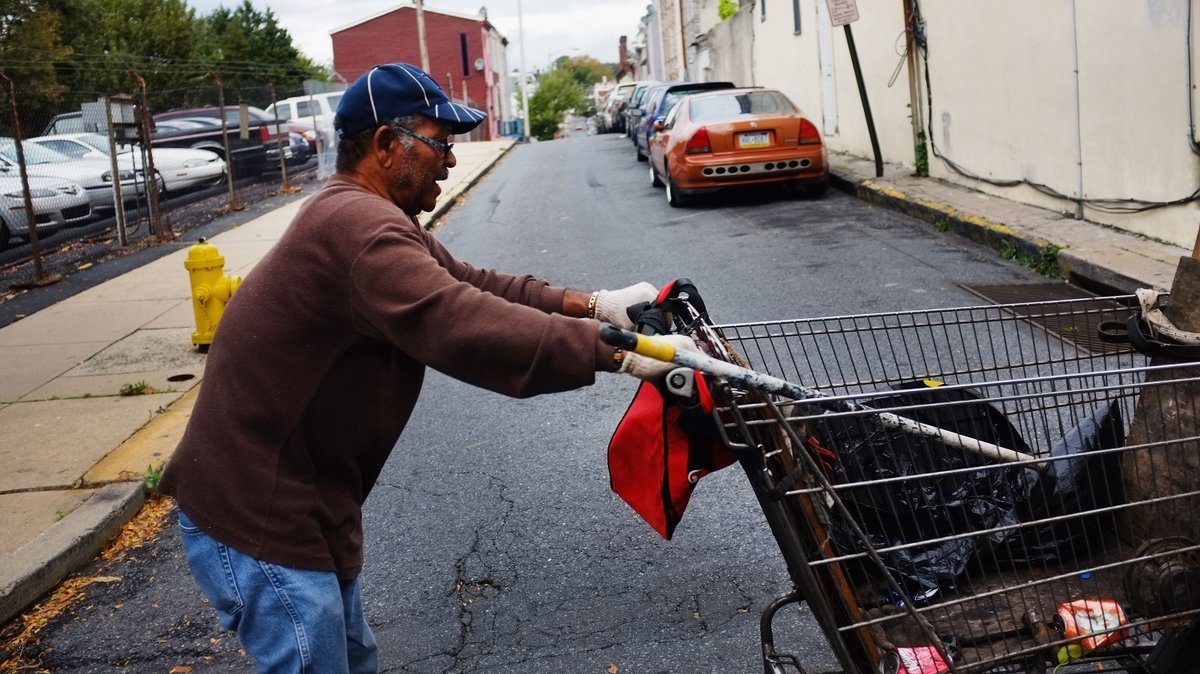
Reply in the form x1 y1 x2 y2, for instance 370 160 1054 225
608 373 737 539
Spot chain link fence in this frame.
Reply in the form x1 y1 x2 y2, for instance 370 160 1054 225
1 73 343 274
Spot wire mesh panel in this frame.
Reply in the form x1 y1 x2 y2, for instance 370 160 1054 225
710 296 1200 674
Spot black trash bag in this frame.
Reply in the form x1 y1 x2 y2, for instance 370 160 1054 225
815 382 1038 603
987 400 1126 569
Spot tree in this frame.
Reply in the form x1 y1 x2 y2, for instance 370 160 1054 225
528 68 586 141
77 0 199 106
195 1 314 105
554 55 614 89
0 0 72 135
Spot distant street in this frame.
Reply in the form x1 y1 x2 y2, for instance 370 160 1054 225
10 131 1045 673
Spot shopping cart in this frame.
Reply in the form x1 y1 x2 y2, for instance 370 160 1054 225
603 293 1200 674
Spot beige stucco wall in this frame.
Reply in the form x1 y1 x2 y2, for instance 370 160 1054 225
696 0 1200 250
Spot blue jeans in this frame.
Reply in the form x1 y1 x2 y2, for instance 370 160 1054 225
178 510 379 673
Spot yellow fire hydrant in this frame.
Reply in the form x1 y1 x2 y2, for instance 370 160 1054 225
184 238 241 350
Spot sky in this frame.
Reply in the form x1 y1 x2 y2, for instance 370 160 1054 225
187 0 649 76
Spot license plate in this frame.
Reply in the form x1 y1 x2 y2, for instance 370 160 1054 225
738 131 770 148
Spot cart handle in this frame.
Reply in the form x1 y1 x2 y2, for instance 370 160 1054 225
600 324 1045 469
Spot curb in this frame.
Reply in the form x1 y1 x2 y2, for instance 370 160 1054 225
0 482 145 624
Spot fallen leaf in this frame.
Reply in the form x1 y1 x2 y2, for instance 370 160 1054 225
169 666 192 673
607 664 619 673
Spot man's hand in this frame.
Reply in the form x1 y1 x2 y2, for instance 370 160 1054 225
618 334 701 381
594 282 659 330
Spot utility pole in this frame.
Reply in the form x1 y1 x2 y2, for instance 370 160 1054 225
517 0 531 141
416 0 430 72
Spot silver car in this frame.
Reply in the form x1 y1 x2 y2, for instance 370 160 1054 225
0 173 90 250
29 133 226 194
0 137 140 213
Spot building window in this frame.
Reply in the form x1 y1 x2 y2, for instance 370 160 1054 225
792 0 802 33
460 33 469 77
761 0 766 21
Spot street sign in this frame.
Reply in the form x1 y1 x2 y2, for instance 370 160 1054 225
826 0 859 26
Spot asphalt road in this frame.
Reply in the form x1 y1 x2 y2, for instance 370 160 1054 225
2 132 1045 673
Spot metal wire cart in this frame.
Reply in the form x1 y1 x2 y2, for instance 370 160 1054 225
610 293 1200 674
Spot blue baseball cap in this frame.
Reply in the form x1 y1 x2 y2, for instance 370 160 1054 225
334 63 487 139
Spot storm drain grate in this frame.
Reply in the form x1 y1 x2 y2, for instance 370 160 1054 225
960 282 1137 355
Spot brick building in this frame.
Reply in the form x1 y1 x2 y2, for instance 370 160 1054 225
331 5 512 140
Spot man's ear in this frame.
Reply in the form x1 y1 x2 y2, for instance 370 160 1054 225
372 125 397 167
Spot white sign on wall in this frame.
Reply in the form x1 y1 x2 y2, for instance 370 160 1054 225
825 0 859 26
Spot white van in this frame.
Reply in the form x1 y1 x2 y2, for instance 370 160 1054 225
264 92 344 151
264 91 344 127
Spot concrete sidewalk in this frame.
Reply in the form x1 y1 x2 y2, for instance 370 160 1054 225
0 138 1191 626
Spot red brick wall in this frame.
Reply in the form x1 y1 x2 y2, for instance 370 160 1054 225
333 8 497 139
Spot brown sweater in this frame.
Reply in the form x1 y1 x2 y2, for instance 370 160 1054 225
161 174 606 578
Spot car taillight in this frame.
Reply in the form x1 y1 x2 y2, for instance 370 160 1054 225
260 124 271 142
799 118 821 145
686 127 711 154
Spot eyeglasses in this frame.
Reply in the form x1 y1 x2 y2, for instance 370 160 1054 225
389 123 454 159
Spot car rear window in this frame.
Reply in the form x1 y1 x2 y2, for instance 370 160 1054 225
689 91 796 122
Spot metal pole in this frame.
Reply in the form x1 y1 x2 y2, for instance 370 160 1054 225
213 73 243 211
103 96 128 246
129 69 166 237
0 71 56 285
517 0 531 141
266 77 297 193
843 24 883 177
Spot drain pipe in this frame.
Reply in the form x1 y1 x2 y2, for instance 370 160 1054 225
1069 0 1085 219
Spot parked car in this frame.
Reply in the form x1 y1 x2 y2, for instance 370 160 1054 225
159 105 314 159
604 81 639 134
635 81 736 162
622 81 663 139
150 108 269 178
264 91 342 150
0 137 140 213
0 173 90 249
28 133 226 194
646 87 829 207
40 112 103 136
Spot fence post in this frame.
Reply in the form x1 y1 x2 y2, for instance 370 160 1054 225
265 77 298 193
213 73 243 212
102 96 129 246
128 69 166 237
0 71 59 286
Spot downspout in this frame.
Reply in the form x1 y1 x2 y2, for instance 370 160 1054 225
1189 0 1200 154
1069 0 1085 219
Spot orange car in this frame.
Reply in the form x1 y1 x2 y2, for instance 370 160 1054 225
647 87 828 207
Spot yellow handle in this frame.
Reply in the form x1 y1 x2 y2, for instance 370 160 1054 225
629 333 677 363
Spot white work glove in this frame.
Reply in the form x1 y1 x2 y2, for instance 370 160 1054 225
593 282 659 330
618 334 701 382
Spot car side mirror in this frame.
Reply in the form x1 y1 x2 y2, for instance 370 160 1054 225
652 120 664 132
